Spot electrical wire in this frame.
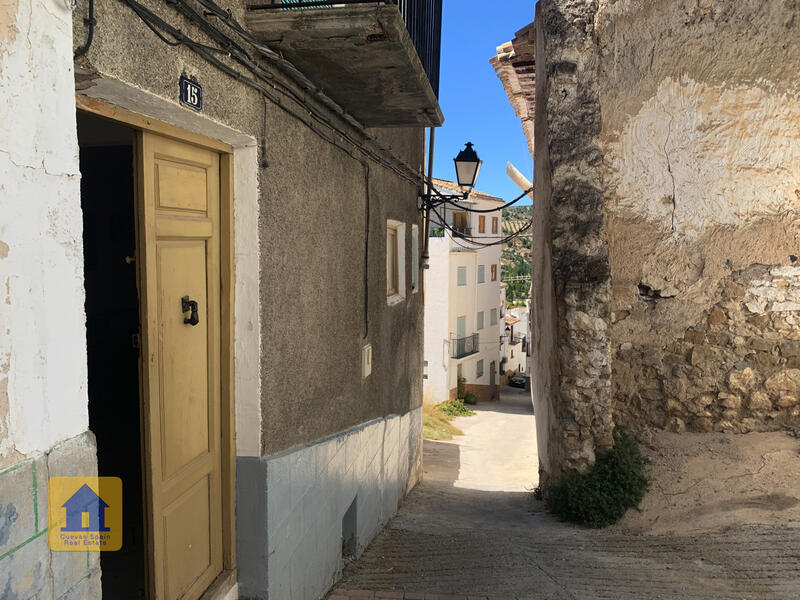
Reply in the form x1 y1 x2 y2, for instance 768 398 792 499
429 203 532 249
119 0 422 187
426 182 533 213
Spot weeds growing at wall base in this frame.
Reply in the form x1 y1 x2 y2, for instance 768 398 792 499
535 428 649 528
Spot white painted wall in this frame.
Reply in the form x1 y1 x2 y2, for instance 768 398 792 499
423 236 450 403
0 0 87 467
423 193 503 401
264 408 421 600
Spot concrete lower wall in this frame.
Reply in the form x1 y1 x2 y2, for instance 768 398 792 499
236 407 422 600
0 433 101 599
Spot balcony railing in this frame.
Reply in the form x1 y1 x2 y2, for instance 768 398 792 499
451 333 479 359
452 226 471 238
254 0 442 96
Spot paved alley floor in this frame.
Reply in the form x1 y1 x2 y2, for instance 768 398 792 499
332 387 800 600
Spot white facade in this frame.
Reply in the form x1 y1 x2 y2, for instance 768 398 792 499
503 308 528 376
423 180 503 403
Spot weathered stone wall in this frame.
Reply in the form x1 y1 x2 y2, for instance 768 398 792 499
496 0 800 480
596 0 800 435
615 265 800 434
530 0 615 479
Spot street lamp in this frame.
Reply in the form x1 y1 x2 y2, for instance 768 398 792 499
453 142 482 189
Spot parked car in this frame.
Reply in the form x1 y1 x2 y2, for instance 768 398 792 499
509 372 528 388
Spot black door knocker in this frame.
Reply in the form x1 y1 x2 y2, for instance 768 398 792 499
181 296 200 326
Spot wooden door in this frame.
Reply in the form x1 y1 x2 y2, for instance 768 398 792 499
138 131 223 600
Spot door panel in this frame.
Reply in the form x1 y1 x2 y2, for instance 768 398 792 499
157 242 210 478
139 131 222 600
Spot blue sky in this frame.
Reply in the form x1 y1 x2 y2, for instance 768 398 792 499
432 0 534 205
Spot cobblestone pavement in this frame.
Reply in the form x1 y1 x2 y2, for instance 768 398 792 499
332 389 800 599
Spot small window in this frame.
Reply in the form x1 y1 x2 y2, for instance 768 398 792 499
387 227 398 295
477 265 485 284
423 360 428 380
492 217 498 234
491 264 497 281
457 266 467 286
490 308 498 326
511 349 514 358
478 215 486 233
477 359 484 378
386 220 406 304
477 311 484 330
453 211 468 233
411 225 419 292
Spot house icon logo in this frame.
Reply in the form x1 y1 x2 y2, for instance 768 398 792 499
49 477 122 551
61 483 111 532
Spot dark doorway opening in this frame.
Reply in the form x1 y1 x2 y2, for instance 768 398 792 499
78 112 145 599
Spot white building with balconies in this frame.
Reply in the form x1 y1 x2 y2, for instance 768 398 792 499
423 179 503 403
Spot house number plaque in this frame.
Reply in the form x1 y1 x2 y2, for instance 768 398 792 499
179 73 203 112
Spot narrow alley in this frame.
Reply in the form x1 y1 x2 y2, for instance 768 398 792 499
332 388 800 600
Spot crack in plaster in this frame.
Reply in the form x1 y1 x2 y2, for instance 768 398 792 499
0 148 76 178
660 102 677 232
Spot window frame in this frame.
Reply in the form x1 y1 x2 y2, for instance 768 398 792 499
490 264 497 281
478 215 486 233
477 359 484 378
477 311 484 331
386 220 407 305
492 216 498 234
411 224 419 293
490 308 498 326
477 264 485 284
456 265 467 287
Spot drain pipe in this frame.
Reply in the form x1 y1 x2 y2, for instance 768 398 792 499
422 126 436 270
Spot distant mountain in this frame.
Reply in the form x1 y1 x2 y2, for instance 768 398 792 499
501 205 532 305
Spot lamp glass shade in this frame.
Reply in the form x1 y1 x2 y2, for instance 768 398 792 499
453 142 482 188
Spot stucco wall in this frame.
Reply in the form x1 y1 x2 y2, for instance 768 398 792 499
595 0 800 434
0 0 101 594
72 0 426 455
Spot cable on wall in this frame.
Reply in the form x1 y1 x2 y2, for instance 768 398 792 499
74 0 96 58
362 162 371 340
117 0 423 188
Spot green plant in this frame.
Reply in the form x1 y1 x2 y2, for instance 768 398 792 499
539 428 649 528
438 398 475 417
463 392 478 405
456 376 466 399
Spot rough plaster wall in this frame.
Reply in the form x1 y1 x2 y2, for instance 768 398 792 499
595 0 800 432
534 0 614 478
0 0 88 469
74 0 426 456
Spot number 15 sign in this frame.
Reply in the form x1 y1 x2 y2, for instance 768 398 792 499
179 74 203 112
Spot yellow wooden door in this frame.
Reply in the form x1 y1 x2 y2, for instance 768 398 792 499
138 131 223 600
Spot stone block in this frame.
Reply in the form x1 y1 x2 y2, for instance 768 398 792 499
707 307 727 328
684 328 705 344
765 369 800 398
727 367 759 395
0 530 52 599
779 341 800 357
46 433 98 480
747 391 772 412
748 314 770 329
0 460 37 554
57 568 102 600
